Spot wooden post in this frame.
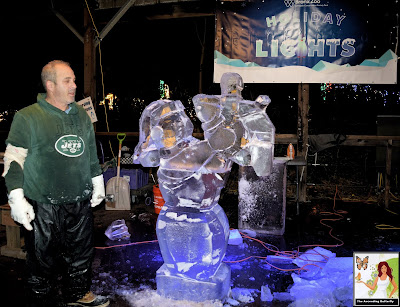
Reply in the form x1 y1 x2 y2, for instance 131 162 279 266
84 7 96 105
385 139 392 208
198 18 206 93
199 36 205 93
0 205 26 259
297 83 309 202
6 225 21 249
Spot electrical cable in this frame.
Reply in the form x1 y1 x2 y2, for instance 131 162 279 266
334 183 400 230
94 185 399 273
95 239 158 250
94 187 343 275
390 192 400 201
299 143 309 183
384 207 399 215
223 185 345 273
395 12 398 55
84 0 116 160
375 200 400 230
93 185 347 276
375 224 400 230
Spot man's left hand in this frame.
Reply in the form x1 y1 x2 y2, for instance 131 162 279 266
90 175 105 207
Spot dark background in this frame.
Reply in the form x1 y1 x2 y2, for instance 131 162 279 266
3 0 400 146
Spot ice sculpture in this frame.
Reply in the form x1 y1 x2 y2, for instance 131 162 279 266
133 72 275 302
193 72 275 177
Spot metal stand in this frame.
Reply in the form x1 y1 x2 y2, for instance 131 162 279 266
287 156 307 215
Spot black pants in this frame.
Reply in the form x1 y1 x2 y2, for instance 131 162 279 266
24 199 94 306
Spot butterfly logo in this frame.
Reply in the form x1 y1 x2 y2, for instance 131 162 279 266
356 256 368 270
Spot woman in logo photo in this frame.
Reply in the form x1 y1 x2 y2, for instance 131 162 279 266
358 261 398 298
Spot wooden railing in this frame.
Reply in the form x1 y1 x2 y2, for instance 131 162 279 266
1 132 398 206
95 132 399 207
95 132 400 146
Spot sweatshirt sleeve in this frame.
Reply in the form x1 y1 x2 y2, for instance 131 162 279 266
4 112 31 192
6 112 31 149
4 162 24 192
85 116 102 178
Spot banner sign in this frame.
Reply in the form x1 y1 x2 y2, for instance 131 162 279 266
214 0 398 84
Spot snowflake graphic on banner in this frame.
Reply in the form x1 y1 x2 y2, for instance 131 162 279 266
284 0 295 7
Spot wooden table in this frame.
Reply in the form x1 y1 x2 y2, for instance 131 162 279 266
0 204 26 259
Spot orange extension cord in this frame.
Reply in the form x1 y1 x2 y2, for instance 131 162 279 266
223 185 347 273
94 186 348 274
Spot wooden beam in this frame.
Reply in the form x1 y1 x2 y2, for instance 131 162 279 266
297 83 309 202
96 0 137 46
275 134 297 144
147 12 214 20
385 139 393 208
96 132 140 137
346 135 400 141
94 132 400 146
98 0 200 10
52 9 84 43
84 7 96 104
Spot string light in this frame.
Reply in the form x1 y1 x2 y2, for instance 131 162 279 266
160 80 170 99
100 93 117 110
319 83 400 108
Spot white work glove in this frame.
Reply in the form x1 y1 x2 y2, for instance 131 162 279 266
90 174 105 207
8 188 35 231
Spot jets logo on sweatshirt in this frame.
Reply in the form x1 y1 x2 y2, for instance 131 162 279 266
55 135 85 157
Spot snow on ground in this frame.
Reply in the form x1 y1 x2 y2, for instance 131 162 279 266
122 287 224 307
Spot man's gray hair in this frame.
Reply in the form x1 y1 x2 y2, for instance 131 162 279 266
41 60 71 90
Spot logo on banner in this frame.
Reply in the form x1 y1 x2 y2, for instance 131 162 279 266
284 0 328 7
284 0 295 7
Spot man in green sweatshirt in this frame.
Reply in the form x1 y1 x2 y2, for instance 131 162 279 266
2 60 109 307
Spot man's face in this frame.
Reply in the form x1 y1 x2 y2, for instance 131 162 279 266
52 64 77 106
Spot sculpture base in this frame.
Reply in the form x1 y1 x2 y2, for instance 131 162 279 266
239 159 287 235
156 262 231 302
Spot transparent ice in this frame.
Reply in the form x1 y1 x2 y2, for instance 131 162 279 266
133 72 275 302
193 72 275 176
104 219 131 241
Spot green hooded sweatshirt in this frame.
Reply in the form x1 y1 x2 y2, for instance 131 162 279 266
4 93 102 204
